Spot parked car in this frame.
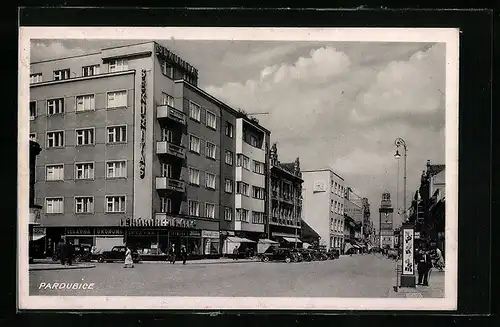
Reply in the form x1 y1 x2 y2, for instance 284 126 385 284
96 246 141 263
51 244 93 262
259 247 297 263
299 249 314 262
327 248 340 260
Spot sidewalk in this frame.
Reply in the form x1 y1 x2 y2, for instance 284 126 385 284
387 270 445 298
140 257 258 265
29 263 96 271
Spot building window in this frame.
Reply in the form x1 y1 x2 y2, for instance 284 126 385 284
252 212 265 224
236 209 249 222
46 164 64 181
108 59 128 72
30 73 42 84
29 101 37 120
46 131 64 148
225 179 233 193
106 196 126 213
106 161 126 178
75 196 94 214
161 128 173 142
29 133 36 142
205 142 216 159
189 101 201 122
162 61 174 78
76 94 95 112
237 154 250 170
161 197 171 213
225 151 233 165
205 172 216 190
188 200 200 217
107 90 127 108
206 111 217 129
47 98 65 115
252 160 265 174
188 168 200 185
225 122 234 138
252 186 265 200
236 182 249 196
224 207 233 221
189 135 200 153
75 128 95 146
331 200 335 213
46 197 64 214
53 69 70 81
107 125 127 143
341 203 344 215
161 93 175 107
161 163 172 178
205 203 216 219
75 162 94 180
82 65 100 77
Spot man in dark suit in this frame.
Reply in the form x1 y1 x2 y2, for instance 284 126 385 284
58 239 66 265
417 248 432 286
66 240 74 266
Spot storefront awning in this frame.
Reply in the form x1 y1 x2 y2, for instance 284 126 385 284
282 237 302 243
31 234 45 241
226 236 255 243
258 238 278 244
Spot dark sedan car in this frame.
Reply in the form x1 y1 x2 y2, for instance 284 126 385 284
96 246 141 263
259 247 298 263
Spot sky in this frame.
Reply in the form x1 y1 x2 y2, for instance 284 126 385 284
31 39 446 230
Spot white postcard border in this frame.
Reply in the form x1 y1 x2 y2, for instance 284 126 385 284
18 27 459 311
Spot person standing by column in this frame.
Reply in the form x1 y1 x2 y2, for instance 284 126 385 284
58 238 66 265
168 244 176 264
66 240 74 266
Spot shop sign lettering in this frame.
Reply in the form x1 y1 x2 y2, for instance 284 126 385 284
402 228 415 275
201 230 220 239
120 217 196 229
33 227 46 235
139 69 147 179
127 230 157 237
154 43 198 76
65 228 92 235
95 228 123 236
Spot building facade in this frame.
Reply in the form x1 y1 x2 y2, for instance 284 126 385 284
268 143 303 248
301 169 345 251
29 41 270 258
379 191 395 248
408 160 445 255
343 187 363 251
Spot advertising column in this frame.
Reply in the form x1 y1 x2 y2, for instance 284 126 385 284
400 223 416 287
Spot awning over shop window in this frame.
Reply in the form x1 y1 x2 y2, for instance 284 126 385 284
226 236 255 243
282 237 302 243
30 234 45 241
258 239 278 244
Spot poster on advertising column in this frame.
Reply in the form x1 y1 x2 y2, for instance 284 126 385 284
402 227 415 275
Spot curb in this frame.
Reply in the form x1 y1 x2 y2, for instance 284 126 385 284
29 264 96 271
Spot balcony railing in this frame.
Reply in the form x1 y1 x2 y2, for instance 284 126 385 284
156 141 186 159
157 105 186 125
155 177 186 192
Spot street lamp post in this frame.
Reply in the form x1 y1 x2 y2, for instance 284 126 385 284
394 137 416 288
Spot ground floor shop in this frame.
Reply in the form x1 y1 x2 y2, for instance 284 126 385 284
220 230 265 256
330 234 344 252
270 225 303 249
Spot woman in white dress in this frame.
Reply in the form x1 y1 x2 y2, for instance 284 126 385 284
123 246 134 268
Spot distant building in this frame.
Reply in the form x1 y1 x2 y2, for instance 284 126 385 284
379 191 395 248
343 187 363 251
268 143 303 248
301 169 345 251
29 140 43 261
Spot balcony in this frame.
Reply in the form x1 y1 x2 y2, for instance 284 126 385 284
155 177 185 192
156 141 186 159
157 105 186 125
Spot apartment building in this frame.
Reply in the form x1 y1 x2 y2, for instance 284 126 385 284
29 41 270 258
343 187 364 250
301 169 345 251
268 143 303 248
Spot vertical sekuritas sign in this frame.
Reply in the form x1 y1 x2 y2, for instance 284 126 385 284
402 227 415 275
139 69 147 179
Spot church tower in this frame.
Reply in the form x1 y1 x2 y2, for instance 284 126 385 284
379 191 394 248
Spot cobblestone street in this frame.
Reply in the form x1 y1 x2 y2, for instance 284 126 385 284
28 254 429 297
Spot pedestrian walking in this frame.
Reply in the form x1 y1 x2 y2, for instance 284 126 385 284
168 244 176 264
66 241 74 266
233 245 239 260
123 246 134 268
58 239 66 265
181 245 187 265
